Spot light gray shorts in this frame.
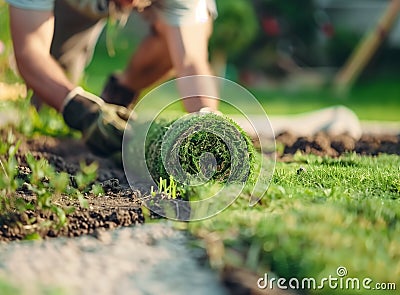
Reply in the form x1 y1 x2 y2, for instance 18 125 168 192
6 0 217 26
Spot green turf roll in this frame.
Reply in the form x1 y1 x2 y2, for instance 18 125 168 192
145 113 256 185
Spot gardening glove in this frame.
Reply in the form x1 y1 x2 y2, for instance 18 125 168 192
62 87 131 156
101 74 138 107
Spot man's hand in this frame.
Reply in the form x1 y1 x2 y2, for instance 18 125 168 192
62 88 131 156
83 103 130 156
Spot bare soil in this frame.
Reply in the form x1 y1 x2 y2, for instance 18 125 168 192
276 131 400 159
1 133 144 242
0 130 399 242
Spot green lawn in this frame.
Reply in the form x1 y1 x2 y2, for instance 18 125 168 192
251 76 400 121
189 153 400 294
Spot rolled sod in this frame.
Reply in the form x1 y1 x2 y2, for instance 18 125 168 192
145 113 256 185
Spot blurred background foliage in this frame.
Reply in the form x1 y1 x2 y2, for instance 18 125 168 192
215 0 399 79
1 0 399 80
209 0 259 60
230 0 317 73
0 0 19 83
1 0 399 120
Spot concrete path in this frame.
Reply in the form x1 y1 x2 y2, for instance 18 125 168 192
0 223 228 295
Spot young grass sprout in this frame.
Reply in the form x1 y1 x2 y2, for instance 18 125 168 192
0 130 101 234
151 175 179 199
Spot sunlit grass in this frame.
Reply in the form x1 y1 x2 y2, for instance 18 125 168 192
251 75 400 121
189 153 400 294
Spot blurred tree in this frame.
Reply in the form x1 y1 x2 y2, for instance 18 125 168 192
326 28 361 66
261 0 315 44
209 0 258 77
222 0 320 82
246 0 317 72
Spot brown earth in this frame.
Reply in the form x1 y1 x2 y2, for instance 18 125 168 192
0 130 399 242
0 133 144 242
275 131 400 159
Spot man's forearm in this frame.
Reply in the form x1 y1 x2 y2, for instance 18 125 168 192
9 6 74 111
14 49 73 111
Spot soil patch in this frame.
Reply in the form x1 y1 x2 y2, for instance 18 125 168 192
276 132 400 159
0 132 144 242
